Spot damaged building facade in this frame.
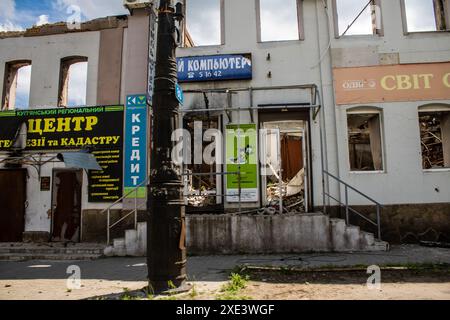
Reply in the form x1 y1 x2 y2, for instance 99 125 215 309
179 0 450 251
0 9 154 244
0 0 449 253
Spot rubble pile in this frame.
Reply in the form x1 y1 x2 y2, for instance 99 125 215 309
186 187 216 207
420 114 444 169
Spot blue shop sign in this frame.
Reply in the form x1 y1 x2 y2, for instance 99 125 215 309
124 94 147 198
177 54 252 82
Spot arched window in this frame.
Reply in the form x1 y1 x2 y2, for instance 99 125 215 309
2 60 32 110
58 56 88 107
346 106 384 172
418 104 450 169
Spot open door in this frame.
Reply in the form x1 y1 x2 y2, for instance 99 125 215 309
260 121 310 213
51 169 82 242
0 169 26 242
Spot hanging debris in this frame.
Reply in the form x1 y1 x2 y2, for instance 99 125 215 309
420 113 446 169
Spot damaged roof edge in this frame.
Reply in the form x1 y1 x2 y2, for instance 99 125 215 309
0 15 129 40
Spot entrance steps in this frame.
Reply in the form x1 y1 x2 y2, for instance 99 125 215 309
104 213 388 257
104 222 147 257
0 243 106 261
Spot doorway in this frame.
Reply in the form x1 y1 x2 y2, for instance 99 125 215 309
51 169 82 242
0 169 27 242
259 113 312 213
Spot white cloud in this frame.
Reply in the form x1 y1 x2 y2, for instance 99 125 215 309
0 20 23 32
260 0 299 42
36 15 49 26
404 0 437 32
336 0 373 36
186 0 221 46
0 0 23 32
67 62 88 107
54 0 127 20
16 65 32 109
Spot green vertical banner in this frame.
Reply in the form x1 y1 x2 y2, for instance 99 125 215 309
226 124 258 202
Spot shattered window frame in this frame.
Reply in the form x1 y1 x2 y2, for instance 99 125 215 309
182 0 225 48
333 0 384 38
346 108 385 173
1 60 32 111
401 0 450 34
418 105 450 170
256 0 305 42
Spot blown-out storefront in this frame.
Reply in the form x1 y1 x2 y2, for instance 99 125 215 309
333 61 450 242
177 54 317 215
0 106 125 243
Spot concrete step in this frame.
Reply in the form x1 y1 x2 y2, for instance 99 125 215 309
112 238 126 257
360 231 376 247
330 217 386 252
0 248 104 255
0 252 103 262
365 240 390 252
137 222 147 256
330 218 347 251
104 215 389 256
105 224 147 257
345 225 362 251
0 243 106 260
125 230 138 256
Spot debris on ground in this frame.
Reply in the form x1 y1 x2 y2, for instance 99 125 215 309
420 241 450 249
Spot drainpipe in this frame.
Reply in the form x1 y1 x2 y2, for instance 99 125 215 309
314 0 342 211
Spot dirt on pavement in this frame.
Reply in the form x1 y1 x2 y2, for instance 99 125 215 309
237 268 450 300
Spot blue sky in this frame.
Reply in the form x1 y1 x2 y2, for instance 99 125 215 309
0 0 128 32
0 0 128 108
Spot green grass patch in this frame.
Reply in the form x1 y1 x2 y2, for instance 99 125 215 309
216 273 252 301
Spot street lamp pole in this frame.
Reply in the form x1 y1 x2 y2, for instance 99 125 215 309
147 0 187 293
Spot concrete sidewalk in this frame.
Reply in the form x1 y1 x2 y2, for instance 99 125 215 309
0 245 449 300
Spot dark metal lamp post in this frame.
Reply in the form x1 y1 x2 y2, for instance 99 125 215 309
147 0 188 293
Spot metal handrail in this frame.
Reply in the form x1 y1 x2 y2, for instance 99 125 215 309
109 202 147 230
323 170 382 240
103 178 149 244
100 177 149 215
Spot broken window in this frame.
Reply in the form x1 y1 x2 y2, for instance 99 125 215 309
419 109 450 169
402 0 449 32
58 56 88 108
184 0 222 47
183 115 223 212
258 0 303 42
334 0 382 37
347 112 384 171
2 61 32 110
